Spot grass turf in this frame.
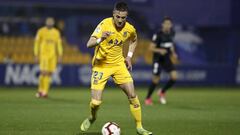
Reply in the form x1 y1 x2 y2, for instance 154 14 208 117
0 87 240 135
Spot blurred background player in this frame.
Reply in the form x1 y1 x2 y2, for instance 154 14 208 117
145 17 178 105
34 17 63 98
80 2 152 135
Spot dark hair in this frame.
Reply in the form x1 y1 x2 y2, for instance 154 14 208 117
162 16 172 22
114 1 128 12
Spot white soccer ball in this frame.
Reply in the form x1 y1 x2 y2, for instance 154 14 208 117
101 122 121 135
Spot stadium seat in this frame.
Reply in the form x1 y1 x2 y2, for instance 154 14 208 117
0 36 92 64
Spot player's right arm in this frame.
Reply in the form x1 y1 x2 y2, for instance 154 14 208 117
87 21 111 48
87 32 111 48
125 28 137 71
34 29 42 63
149 42 167 55
56 31 63 63
149 34 167 55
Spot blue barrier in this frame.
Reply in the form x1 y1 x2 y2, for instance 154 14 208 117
0 64 239 86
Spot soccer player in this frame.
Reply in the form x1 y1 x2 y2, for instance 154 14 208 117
34 17 63 98
145 17 178 105
80 2 152 135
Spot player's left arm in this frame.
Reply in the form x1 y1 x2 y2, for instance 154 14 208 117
57 32 63 63
125 31 137 71
34 30 41 63
170 43 180 64
170 44 178 59
170 31 178 59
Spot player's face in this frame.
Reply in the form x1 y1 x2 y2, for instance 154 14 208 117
162 20 172 31
45 18 55 28
113 10 128 28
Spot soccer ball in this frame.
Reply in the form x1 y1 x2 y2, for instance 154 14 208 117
101 122 121 135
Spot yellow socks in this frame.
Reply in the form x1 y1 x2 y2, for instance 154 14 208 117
89 99 102 122
38 74 44 93
87 97 142 129
39 75 51 95
129 96 143 128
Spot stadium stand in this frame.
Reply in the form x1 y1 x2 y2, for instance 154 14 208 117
0 36 91 64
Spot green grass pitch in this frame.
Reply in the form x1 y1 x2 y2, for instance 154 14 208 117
0 87 240 135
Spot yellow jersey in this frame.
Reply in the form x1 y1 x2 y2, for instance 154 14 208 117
91 17 137 65
34 27 62 58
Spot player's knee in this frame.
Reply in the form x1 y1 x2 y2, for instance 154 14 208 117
152 79 158 84
170 74 177 81
90 99 102 108
41 71 48 76
171 75 177 81
40 71 44 75
171 77 177 82
170 71 177 81
152 76 160 84
47 72 53 76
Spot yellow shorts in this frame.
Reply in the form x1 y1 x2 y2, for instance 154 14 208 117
91 62 133 90
39 56 57 72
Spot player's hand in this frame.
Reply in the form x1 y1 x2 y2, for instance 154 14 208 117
101 31 112 39
58 56 62 64
125 57 132 71
34 56 39 64
158 49 167 55
172 52 178 59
